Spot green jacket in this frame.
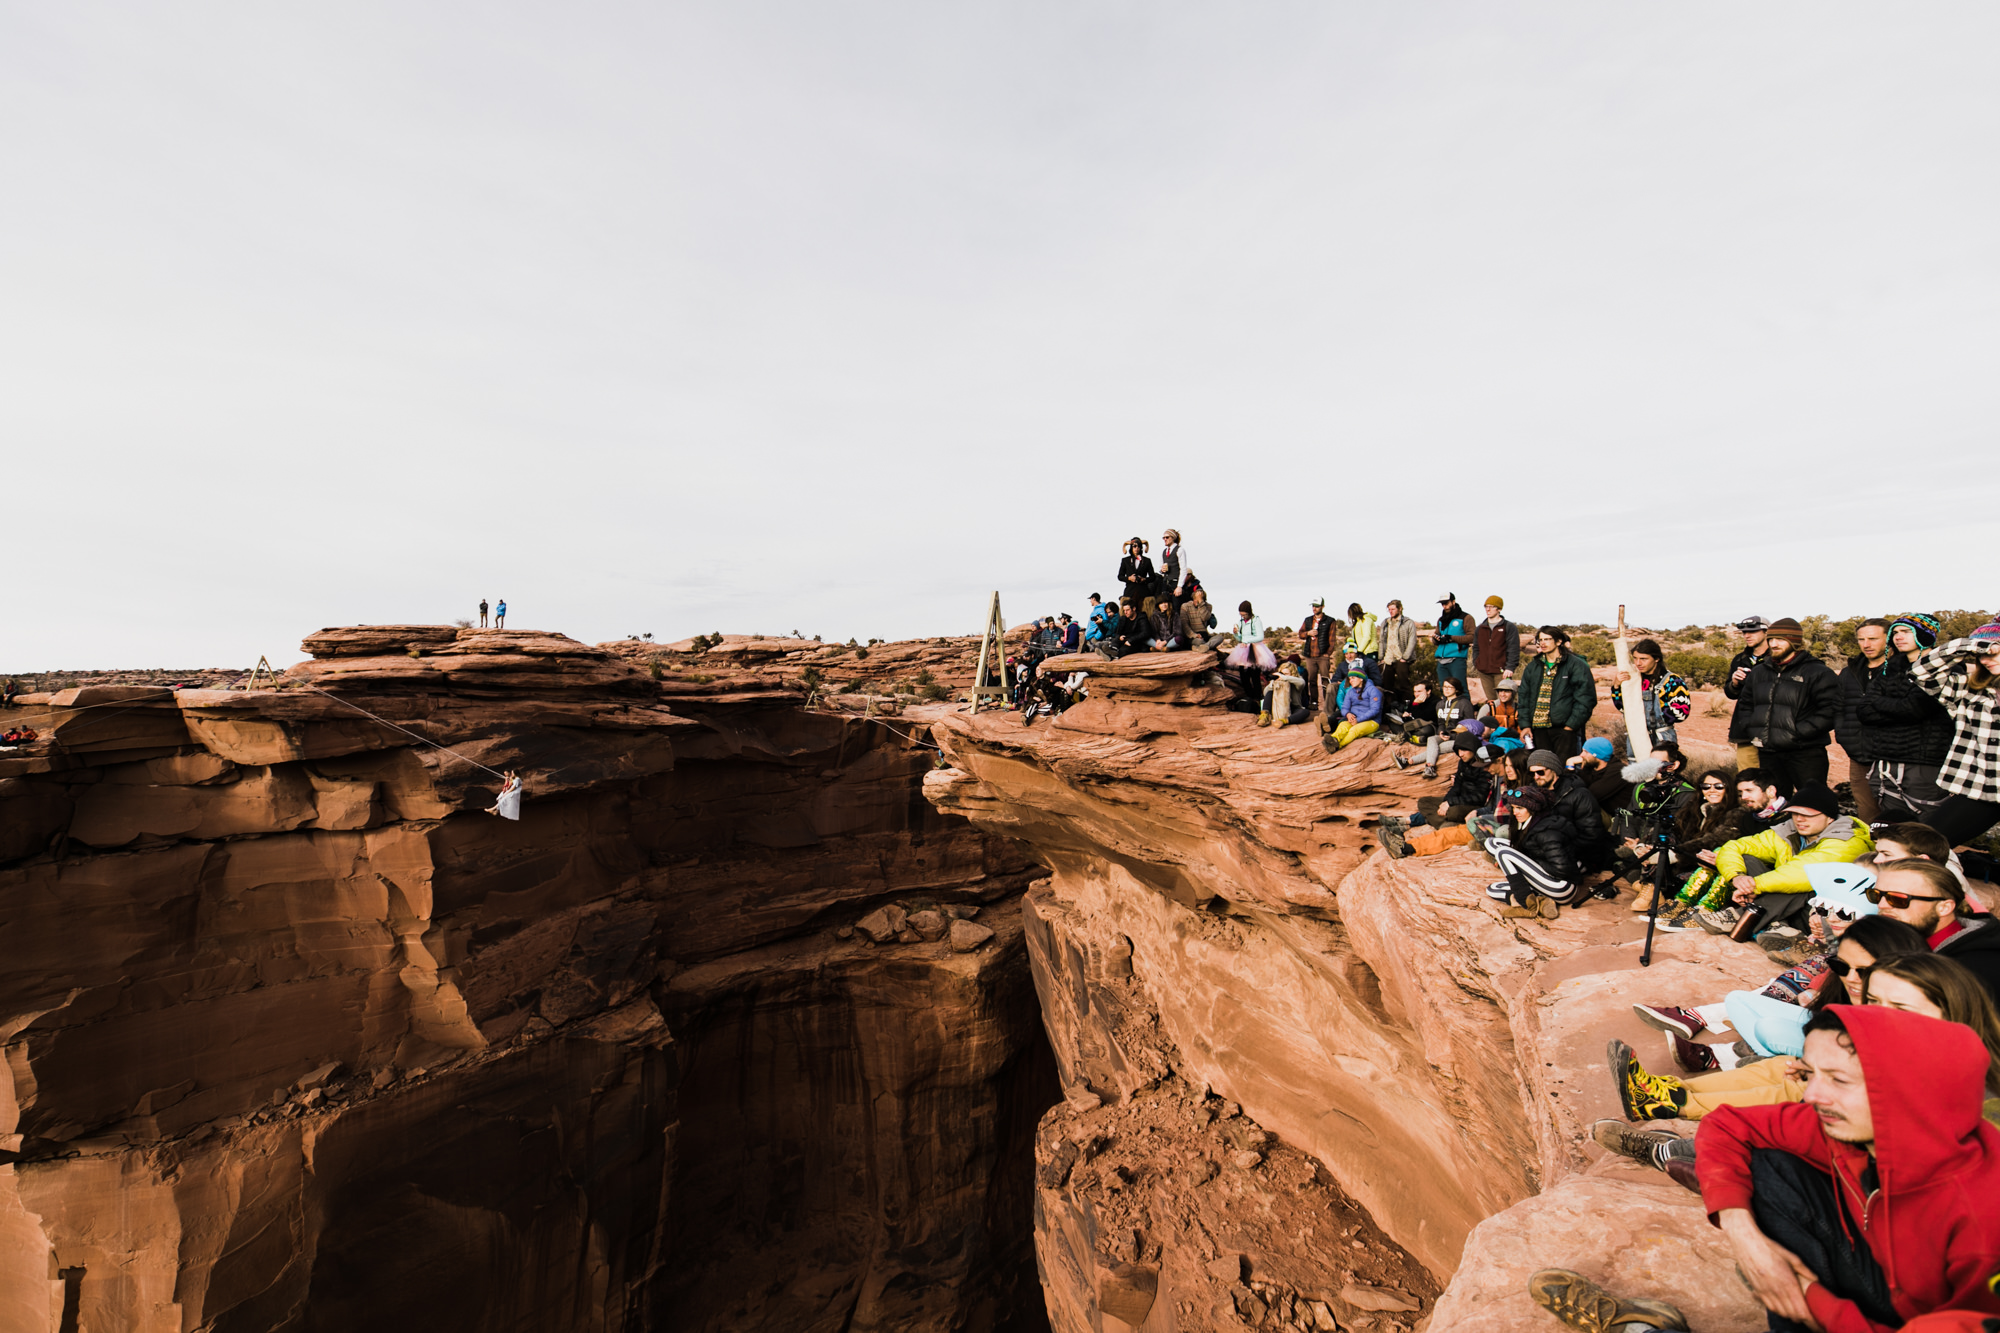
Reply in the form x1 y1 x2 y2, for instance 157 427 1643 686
1714 817 1874 895
1518 649 1597 731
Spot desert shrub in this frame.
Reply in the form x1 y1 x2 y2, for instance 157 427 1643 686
1570 634 1616 666
921 683 950 701
453 618 472 629
1667 652 1732 689
914 669 935 686
1940 610 1995 640
647 660 665 680
855 648 870 661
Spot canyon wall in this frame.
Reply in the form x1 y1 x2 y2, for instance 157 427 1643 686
926 651 1773 1333
0 627 1054 1332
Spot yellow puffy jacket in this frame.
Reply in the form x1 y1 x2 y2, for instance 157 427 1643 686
1713 816 1875 895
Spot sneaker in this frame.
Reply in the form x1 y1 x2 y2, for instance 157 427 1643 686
1422 766 1438 780
1527 1269 1688 1333
1393 752 1411 770
1768 939 1830 968
1589 884 1620 901
1378 815 1407 833
1609 1039 1688 1122
1273 715 1289 729
1653 902 1700 932
1376 825 1410 859
1589 1119 1683 1167
1755 926 1803 953
1671 1035 1719 1073
1256 711 1271 727
1630 1005 1706 1041
1693 905 1743 935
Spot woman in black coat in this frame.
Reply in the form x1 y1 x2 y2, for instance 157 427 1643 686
1116 538 1157 610
1484 785 1589 919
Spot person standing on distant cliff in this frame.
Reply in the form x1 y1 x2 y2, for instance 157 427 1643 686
479 598 490 628
1117 539 1157 611
495 599 507 628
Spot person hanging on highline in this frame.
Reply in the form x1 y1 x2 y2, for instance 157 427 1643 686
495 599 507 628
487 771 523 820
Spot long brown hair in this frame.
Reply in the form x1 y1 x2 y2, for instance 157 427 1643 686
1866 952 2000 1091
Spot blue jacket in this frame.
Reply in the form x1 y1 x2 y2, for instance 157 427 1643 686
1336 678 1384 724
1084 604 1115 643
1434 613 1469 660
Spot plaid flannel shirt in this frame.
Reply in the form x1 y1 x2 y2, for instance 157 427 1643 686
1911 638 2000 802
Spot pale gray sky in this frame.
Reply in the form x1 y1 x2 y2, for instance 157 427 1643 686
6 4 1995 669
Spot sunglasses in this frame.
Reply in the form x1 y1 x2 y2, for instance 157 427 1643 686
1827 957 1875 979
1700 782 1727 791
1863 887 1952 909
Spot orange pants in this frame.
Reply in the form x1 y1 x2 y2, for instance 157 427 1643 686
1407 824 1473 857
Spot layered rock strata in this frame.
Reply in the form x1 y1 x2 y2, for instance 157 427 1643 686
0 626 1052 1332
926 651 1777 1332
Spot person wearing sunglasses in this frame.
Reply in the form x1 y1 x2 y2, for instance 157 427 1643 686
1869 859 2000 1008
1693 784 1875 938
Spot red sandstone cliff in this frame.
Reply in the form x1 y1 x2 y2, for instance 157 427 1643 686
925 650 1780 1333
0 627 1052 1332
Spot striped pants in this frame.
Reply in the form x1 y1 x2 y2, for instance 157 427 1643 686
1484 837 1584 908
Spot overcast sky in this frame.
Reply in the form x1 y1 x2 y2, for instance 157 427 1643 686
6 4 1996 670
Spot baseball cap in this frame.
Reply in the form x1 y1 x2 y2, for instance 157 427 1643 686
1437 592 1456 605
1734 615 1770 631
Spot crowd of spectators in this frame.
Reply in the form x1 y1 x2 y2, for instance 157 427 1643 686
1010 536 2000 1332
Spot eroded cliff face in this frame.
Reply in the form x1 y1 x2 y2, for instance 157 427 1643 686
0 627 1053 1332
925 651 1774 1333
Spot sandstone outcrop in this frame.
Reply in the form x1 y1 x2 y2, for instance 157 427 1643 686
0 627 1052 1331
926 652 1784 1332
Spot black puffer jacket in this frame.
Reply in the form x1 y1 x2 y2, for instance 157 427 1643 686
1935 917 2000 1008
1507 810 1583 883
1548 771 1614 870
1446 758 1493 810
1857 655 1956 767
1744 651 1840 752
1836 655 1889 763
1724 648 1766 743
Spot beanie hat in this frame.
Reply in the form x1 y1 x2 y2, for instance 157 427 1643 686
1526 749 1560 771
1457 716 1488 738
1508 786 1551 814
1484 595 1503 609
1766 617 1805 640
1888 613 1940 650
1342 641 1361 655
1452 732 1482 755
1582 737 1615 763
1345 665 1366 680
1786 784 1842 818
1972 618 2000 644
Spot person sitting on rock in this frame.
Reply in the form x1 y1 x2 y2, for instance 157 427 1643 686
1090 602 1128 658
1571 736 1637 822
1483 785 1589 920
1114 600 1154 657
1147 598 1185 652
1660 768 1790 926
1395 711 1487 779
1484 676 1521 732
1611 916 1932 1123
1325 665 1384 750
1058 613 1081 653
1258 661 1311 729
1642 769 1755 918
1867 857 2000 1008
1691 785 1875 938
1693 1006 2000 1333
1377 735 1492 858
1527 749 1619 889
1468 749 1535 852
1180 587 1223 650
1609 744 1698 901
1384 679 1439 752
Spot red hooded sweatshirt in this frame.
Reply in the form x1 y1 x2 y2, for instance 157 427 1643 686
1696 1006 2000 1333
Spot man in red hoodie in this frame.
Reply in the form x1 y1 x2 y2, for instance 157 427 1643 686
1696 1006 2000 1333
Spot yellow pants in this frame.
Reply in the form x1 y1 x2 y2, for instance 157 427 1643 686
1679 1057 1801 1119
1332 719 1379 749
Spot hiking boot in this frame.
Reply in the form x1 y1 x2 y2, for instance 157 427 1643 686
1671 1034 1719 1073
1693 905 1743 935
1755 926 1803 953
1653 902 1700 932
1257 711 1272 727
1589 1119 1683 1167
1528 1269 1688 1332
1609 1039 1688 1122
1273 715 1290 729
1768 938 1830 968
1376 825 1411 859
1393 752 1411 770
1378 815 1408 834
1627 882 1657 913
1630 1005 1705 1041
1500 898 1539 919
1422 765 1438 780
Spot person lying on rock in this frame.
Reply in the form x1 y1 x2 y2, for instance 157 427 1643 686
1376 734 1493 857
1610 919 1935 1123
1484 785 1591 920
1324 666 1383 750
1694 1005 2000 1333
1687 785 1875 940
1258 661 1311 729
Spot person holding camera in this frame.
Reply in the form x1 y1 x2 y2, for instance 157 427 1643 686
1909 616 2000 845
